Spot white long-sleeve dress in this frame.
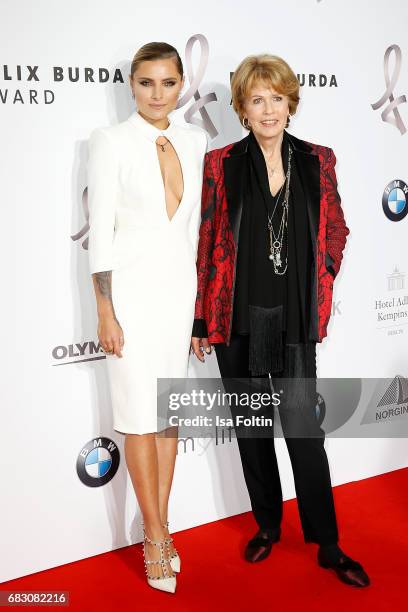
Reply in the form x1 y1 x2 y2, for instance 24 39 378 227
87 110 207 434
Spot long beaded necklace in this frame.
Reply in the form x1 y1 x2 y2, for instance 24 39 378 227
266 144 292 274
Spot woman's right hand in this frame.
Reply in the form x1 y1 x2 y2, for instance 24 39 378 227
97 315 124 358
191 336 212 362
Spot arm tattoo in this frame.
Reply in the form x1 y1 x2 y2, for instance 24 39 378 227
94 271 119 323
95 271 112 299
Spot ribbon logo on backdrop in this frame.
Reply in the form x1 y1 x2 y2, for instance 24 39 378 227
177 33 218 138
71 187 89 249
371 44 407 135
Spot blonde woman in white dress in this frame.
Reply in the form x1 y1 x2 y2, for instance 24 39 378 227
87 42 207 593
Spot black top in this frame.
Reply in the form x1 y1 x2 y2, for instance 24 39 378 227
192 130 315 361
231 130 314 372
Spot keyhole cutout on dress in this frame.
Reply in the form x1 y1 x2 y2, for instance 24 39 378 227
155 135 185 222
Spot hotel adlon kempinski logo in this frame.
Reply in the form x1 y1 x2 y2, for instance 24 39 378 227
374 267 408 336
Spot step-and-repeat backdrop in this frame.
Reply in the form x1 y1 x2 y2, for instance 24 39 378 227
2 0 408 581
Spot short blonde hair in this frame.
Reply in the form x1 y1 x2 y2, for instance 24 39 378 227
231 54 300 125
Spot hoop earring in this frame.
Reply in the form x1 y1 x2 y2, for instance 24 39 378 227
242 116 251 130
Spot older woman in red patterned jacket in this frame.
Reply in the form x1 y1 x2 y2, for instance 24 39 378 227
191 54 370 588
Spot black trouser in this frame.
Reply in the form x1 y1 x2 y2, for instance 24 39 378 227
214 333 339 545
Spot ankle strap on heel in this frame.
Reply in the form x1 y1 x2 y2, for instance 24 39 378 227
144 533 165 547
141 521 169 532
141 522 176 555
141 524 171 544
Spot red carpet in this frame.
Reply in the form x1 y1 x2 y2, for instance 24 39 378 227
2 467 407 611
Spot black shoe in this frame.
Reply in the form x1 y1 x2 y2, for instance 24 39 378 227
318 548 370 587
244 527 281 563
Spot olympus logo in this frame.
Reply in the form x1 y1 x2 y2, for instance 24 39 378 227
52 341 105 365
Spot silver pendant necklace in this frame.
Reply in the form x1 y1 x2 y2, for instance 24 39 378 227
267 145 292 274
265 159 283 179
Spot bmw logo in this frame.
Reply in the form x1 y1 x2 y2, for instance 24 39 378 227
76 437 120 487
383 179 408 221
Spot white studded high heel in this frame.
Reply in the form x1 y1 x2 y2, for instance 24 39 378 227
142 530 176 593
163 521 181 573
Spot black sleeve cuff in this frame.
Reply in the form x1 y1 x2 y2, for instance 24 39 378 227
325 252 336 278
192 318 208 338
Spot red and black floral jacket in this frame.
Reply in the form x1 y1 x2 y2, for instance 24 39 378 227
192 130 350 346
